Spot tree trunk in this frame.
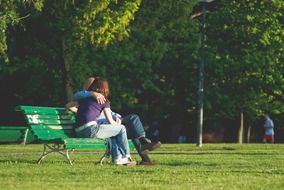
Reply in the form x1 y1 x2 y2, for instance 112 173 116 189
62 38 73 101
247 125 251 143
238 112 244 144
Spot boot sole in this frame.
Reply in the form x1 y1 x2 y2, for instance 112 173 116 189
141 142 161 154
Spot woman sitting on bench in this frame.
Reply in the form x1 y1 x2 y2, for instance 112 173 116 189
74 77 136 166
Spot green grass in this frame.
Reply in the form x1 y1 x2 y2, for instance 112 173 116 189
0 144 283 190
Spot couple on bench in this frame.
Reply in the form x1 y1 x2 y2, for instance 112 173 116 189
66 77 161 166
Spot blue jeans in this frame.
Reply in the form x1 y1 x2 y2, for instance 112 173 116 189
122 114 151 162
76 123 130 159
122 114 145 139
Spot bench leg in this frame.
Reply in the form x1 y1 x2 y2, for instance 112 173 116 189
37 144 73 165
37 144 48 164
58 149 73 165
99 149 109 165
21 128 29 145
99 140 112 165
66 150 73 165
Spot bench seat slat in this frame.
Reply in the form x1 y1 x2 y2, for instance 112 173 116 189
64 139 135 149
64 138 107 149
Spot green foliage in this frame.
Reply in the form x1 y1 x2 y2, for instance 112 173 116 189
205 0 284 123
41 0 141 47
69 0 199 121
1 0 141 104
0 0 43 62
1 0 284 138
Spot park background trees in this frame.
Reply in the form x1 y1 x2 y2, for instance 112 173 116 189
1 0 283 142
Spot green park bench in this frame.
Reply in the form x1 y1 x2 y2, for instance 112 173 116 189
0 126 34 144
16 105 134 165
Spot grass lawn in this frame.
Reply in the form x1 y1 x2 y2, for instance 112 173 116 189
0 144 283 190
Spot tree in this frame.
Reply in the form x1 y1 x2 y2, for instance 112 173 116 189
204 0 284 140
1 0 141 100
68 0 200 141
43 0 141 100
0 0 43 62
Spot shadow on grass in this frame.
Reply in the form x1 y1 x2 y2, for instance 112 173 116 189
113 169 155 174
148 152 275 156
0 158 86 165
0 159 37 164
161 161 218 167
222 147 236 150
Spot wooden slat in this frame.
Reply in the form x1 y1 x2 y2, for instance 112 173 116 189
30 124 75 141
26 114 75 120
65 143 107 149
64 138 107 149
30 124 74 131
31 125 73 130
16 105 71 115
0 126 28 143
64 139 135 149
26 115 74 125
0 126 27 130
30 128 73 136
31 131 71 141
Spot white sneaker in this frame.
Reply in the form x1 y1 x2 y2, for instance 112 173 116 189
114 157 136 166
124 155 132 161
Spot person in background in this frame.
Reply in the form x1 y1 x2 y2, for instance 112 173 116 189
67 77 161 165
263 114 274 143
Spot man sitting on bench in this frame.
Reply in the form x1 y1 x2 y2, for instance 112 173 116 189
66 77 161 165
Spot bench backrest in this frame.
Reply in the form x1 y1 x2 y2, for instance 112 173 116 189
16 106 75 143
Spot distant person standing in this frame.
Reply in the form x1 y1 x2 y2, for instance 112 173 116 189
263 114 274 143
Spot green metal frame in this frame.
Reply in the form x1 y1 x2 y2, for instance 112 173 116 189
21 128 29 145
38 144 73 165
99 148 111 165
37 143 112 165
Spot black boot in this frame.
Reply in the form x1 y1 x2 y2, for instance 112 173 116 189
133 138 151 162
139 137 161 154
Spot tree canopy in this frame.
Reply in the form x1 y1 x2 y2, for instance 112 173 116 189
1 0 284 142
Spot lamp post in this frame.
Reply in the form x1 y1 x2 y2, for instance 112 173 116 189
196 0 214 147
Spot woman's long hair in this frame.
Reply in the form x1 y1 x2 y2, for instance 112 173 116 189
87 77 110 98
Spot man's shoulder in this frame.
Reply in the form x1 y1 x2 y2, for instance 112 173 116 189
265 118 274 126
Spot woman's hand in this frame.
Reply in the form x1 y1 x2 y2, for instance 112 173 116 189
92 92 106 104
104 108 120 125
115 117 122 125
65 101 79 113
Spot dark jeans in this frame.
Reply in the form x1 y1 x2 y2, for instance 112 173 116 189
122 114 150 162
